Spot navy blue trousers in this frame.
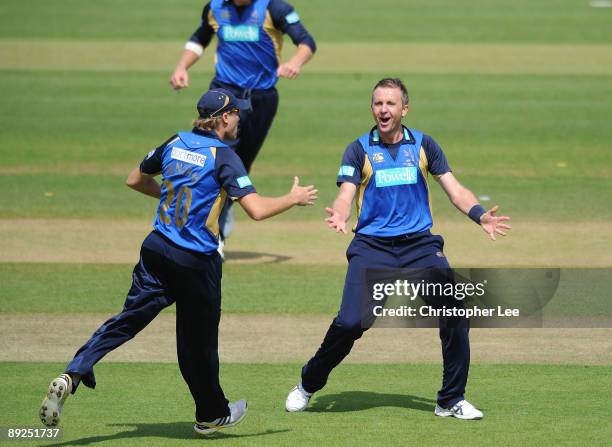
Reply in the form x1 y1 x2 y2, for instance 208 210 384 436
209 79 279 173
301 232 470 408
209 79 279 237
66 231 230 421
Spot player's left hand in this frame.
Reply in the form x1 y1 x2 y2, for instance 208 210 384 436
277 62 301 80
479 205 511 241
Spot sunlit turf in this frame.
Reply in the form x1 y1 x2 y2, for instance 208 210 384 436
1 362 610 447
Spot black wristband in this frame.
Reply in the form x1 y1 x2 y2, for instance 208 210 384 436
468 204 486 225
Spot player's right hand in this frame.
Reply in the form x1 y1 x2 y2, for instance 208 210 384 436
170 67 189 90
291 176 317 206
325 207 348 234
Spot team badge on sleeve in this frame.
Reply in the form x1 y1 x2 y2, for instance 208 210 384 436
237 176 253 188
285 11 300 24
338 165 356 176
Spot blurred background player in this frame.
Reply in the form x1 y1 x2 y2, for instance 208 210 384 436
40 88 317 435
170 0 317 257
285 78 511 419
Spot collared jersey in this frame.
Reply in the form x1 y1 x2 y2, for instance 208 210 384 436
337 126 451 237
189 0 316 90
140 129 256 253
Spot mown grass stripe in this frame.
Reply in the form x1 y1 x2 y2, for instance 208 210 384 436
2 41 612 75
2 0 612 44
1 313 610 364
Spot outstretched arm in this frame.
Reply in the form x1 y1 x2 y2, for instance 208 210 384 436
238 176 317 221
324 182 357 234
436 172 511 241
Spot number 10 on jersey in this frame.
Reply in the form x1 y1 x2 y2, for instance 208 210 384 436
159 180 193 229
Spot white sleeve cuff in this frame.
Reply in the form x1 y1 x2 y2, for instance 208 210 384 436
184 41 204 57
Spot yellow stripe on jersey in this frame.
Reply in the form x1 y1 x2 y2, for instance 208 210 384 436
263 10 283 63
204 145 226 237
208 9 220 32
208 10 220 65
354 156 373 231
205 189 228 238
419 147 433 219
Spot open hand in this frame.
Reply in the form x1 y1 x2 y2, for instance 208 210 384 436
325 207 348 234
480 205 511 241
291 176 317 206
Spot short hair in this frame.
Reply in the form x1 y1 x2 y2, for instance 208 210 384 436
372 78 409 105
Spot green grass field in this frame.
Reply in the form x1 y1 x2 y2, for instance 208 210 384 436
1 1 611 445
3 363 611 446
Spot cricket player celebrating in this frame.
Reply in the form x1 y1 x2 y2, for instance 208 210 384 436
40 88 317 435
285 78 511 419
170 0 316 253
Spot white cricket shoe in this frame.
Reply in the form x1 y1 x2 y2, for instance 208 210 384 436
194 400 248 435
434 399 483 420
40 373 73 427
285 384 312 412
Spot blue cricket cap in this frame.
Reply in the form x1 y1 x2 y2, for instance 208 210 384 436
197 88 248 118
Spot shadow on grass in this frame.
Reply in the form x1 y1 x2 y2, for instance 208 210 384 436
224 251 291 264
42 422 289 446
308 391 436 413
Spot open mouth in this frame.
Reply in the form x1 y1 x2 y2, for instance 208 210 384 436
379 116 391 127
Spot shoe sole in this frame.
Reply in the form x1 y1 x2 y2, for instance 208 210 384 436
194 405 248 435
434 409 483 420
40 375 71 427
286 402 309 412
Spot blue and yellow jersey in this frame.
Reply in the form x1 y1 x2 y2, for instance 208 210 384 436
140 129 256 254
187 0 316 90
337 126 451 238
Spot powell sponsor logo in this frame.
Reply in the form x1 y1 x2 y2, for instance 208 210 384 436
222 25 259 42
375 167 418 187
171 147 207 167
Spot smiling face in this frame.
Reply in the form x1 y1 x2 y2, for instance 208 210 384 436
371 86 409 144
